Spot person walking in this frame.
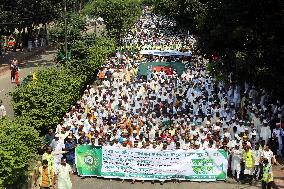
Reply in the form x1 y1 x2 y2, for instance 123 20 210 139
56 158 72 189
15 64 20 86
261 158 273 189
10 58 18 83
243 144 254 184
34 159 56 189
231 144 242 182
0 100 6 118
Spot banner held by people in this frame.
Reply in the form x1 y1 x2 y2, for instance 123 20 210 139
76 145 228 181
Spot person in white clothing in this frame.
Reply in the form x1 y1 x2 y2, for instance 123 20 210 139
230 144 242 181
261 145 275 165
252 143 262 180
273 123 283 156
0 100 6 118
260 120 271 144
56 158 72 189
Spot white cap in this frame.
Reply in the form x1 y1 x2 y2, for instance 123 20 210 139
224 133 230 138
195 141 200 146
263 120 268 124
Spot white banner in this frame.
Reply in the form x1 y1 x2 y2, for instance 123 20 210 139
100 147 228 181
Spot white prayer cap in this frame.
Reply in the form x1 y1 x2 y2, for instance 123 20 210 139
195 141 200 146
235 134 240 140
263 120 268 124
244 127 249 131
224 133 230 138
214 126 220 131
133 130 138 134
90 128 95 132
252 132 257 135
206 121 211 125
203 128 208 132
55 134 60 138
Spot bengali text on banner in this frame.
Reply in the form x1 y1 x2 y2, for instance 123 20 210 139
75 145 228 181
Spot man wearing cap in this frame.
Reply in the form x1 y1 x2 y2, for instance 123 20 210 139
260 120 271 144
272 123 283 156
252 143 262 180
242 144 254 184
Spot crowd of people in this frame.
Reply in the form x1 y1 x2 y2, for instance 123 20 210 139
39 7 283 188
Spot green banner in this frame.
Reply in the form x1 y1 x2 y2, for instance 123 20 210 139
76 145 102 175
75 145 228 181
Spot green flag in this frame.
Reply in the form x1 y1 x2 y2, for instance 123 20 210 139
76 145 102 176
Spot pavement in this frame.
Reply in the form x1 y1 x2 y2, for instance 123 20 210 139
0 47 57 119
70 177 261 189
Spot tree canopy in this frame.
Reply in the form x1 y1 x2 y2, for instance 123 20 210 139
151 0 284 101
0 0 89 35
83 0 142 40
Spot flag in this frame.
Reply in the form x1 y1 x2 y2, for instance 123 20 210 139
76 145 102 176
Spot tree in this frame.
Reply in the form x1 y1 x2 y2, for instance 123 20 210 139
197 0 284 100
83 0 142 41
152 0 205 33
0 118 40 189
49 12 87 54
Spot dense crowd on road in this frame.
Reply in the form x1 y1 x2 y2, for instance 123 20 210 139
39 7 284 188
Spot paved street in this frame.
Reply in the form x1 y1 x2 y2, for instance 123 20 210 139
71 177 260 189
0 49 56 118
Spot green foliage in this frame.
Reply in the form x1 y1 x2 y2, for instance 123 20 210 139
153 0 284 100
0 118 40 189
49 12 87 47
0 0 90 35
11 36 116 134
152 0 205 33
83 0 142 40
197 0 284 100
0 0 62 34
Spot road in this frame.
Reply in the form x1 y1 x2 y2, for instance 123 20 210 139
0 49 56 118
71 177 260 189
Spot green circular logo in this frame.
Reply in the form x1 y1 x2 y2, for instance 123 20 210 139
84 155 94 165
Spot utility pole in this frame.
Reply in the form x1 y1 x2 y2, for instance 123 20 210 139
64 0 68 60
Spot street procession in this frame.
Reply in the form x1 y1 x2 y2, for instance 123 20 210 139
1 1 283 189
38 7 283 189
